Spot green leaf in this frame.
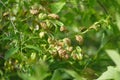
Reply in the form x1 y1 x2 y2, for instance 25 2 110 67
97 50 120 80
25 45 40 52
51 69 62 80
50 1 66 13
63 69 86 80
106 50 120 69
97 66 120 80
5 47 19 59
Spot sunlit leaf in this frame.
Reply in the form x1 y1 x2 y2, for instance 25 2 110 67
106 50 120 69
50 1 66 13
97 66 120 80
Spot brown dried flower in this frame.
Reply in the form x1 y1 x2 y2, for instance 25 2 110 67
63 38 71 46
48 14 59 19
75 35 84 45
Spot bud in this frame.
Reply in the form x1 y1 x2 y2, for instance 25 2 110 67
58 49 66 58
8 60 12 65
72 54 77 60
34 25 39 30
75 35 84 45
40 22 48 30
52 50 57 56
30 9 39 15
31 52 36 60
48 14 59 19
77 53 82 60
64 54 69 59
15 60 19 64
3 12 9 17
67 46 73 52
39 32 45 38
38 13 47 20
60 26 67 32
63 38 71 46
72 53 82 60
56 41 64 47
55 46 62 51
48 37 54 44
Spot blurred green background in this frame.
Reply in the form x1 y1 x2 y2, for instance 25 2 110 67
0 0 120 80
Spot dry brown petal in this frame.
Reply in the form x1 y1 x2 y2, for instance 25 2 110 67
56 41 64 47
48 14 59 19
60 26 67 32
63 38 71 46
30 9 39 15
75 35 84 44
55 46 62 51
67 46 73 52
58 49 66 57
40 22 48 29
3 12 9 17
64 54 69 59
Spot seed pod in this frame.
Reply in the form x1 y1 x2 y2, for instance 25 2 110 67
75 35 84 45
55 46 62 51
48 37 55 44
58 49 66 58
30 9 39 15
64 54 69 59
39 32 45 38
48 14 59 19
72 53 82 60
38 13 47 20
40 22 48 29
39 6 46 11
63 38 71 46
15 60 19 64
56 41 64 47
34 25 39 30
76 53 82 60
67 46 73 52
31 52 36 60
60 26 67 32
49 49 57 56
72 54 77 60
3 12 9 17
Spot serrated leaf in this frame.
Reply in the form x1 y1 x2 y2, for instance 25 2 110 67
50 1 66 13
106 50 120 69
5 47 19 59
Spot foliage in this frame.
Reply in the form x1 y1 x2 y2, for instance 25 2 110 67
0 0 120 80
97 50 120 80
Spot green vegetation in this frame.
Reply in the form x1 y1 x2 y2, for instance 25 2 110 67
0 0 120 80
